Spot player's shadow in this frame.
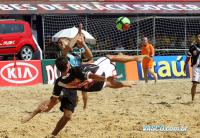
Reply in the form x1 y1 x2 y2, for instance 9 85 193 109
180 102 194 106
156 102 172 108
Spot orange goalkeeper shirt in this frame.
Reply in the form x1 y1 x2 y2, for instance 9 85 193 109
141 43 154 69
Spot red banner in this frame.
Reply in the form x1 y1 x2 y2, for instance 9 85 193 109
103 0 200 2
5 0 200 2
0 2 200 14
0 60 43 86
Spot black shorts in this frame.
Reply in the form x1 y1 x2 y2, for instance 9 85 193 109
59 89 77 113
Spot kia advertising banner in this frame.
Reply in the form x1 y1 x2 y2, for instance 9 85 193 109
0 60 43 86
137 56 190 80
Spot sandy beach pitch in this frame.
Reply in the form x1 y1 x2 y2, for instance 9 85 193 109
0 79 200 138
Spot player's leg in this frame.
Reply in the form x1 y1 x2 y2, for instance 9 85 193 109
147 68 157 83
191 66 200 101
191 82 197 101
105 79 132 88
51 92 77 136
21 99 54 123
82 91 88 110
107 54 146 63
146 58 157 83
51 109 73 136
143 68 148 83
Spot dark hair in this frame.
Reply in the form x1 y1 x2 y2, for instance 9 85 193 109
55 56 68 72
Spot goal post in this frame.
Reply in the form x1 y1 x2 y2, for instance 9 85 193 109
43 15 200 58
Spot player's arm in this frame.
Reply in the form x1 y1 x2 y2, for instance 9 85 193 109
81 42 93 61
149 44 155 58
184 56 191 73
76 28 93 61
58 81 78 88
69 23 83 48
57 74 109 89
184 46 193 73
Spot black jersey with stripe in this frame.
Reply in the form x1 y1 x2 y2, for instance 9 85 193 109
53 64 100 96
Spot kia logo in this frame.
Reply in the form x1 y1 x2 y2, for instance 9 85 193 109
0 62 38 84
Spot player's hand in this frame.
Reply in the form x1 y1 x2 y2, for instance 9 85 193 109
78 23 83 34
77 34 86 48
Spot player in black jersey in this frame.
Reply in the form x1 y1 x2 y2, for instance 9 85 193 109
53 56 131 93
21 56 133 136
184 33 200 101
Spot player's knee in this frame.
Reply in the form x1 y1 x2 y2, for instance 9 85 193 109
63 111 72 120
63 114 72 120
106 54 114 60
192 82 198 86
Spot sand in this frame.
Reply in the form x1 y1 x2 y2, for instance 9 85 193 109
0 79 200 138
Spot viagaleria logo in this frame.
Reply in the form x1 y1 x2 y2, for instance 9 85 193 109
0 62 39 84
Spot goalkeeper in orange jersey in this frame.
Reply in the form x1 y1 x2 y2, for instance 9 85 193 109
140 37 157 83
108 37 157 83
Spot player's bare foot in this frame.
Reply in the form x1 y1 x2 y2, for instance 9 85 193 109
123 82 133 88
132 81 137 85
45 134 57 138
21 115 32 124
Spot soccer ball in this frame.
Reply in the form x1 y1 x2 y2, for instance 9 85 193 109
116 16 131 31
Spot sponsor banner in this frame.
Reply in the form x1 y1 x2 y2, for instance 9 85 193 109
116 63 126 81
104 0 200 2
125 61 139 81
41 59 126 84
0 2 200 14
42 59 126 84
41 59 61 84
0 60 43 86
137 56 189 80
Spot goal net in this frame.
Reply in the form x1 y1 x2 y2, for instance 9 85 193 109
43 15 200 58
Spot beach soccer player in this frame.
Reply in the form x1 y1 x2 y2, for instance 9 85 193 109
140 37 157 83
184 33 200 101
22 54 145 136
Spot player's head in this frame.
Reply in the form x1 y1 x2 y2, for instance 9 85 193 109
196 33 200 43
55 56 71 73
57 37 73 52
142 37 148 45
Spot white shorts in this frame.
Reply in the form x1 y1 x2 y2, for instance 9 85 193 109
93 57 117 88
192 66 200 82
